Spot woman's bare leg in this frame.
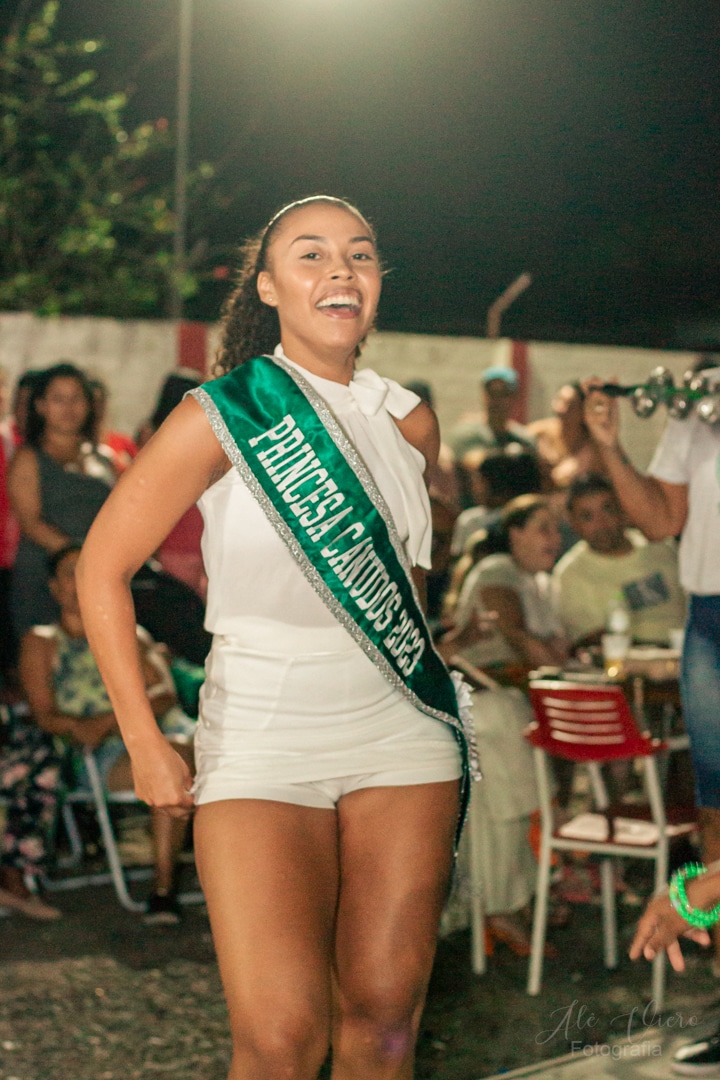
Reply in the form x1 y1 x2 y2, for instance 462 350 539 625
194 799 340 1080
331 781 459 1080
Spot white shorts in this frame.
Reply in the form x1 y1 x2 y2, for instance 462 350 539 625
192 619 462 808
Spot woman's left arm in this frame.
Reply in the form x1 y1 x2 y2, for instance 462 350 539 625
139 637 178 719
76 397 226 814
396 402 441 616
394 402 441 476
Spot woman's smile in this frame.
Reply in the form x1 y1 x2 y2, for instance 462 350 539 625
315 288 363 319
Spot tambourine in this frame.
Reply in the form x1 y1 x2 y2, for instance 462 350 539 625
597 367 720 424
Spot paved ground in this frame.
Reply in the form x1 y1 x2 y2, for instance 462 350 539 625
2 862 720 1080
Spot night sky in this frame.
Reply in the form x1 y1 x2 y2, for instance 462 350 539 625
9 1 720 346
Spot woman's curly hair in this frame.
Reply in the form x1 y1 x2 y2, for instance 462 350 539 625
215 195 376 376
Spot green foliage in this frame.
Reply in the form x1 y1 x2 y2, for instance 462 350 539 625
0 1 216 317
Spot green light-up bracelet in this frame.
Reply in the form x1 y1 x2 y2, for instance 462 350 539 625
668 864 720 929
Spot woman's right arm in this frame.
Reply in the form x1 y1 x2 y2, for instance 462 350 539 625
8 448 72 552
76 397 226 815
583 380 688 541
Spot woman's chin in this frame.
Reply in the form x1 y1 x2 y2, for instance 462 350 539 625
323 329 366 354
315 313 370 347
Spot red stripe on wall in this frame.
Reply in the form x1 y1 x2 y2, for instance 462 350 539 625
510 340 529 423
177 321 208 375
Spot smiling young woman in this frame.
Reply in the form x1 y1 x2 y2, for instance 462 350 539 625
76 196 475 1080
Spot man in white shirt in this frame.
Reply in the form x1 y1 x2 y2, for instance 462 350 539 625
585 366 720 1070
552 473 686 647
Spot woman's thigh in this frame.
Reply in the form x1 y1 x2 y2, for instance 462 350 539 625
194 799 340 1035
333 781 460 1014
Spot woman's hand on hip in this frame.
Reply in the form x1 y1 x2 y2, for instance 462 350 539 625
130 737 195 818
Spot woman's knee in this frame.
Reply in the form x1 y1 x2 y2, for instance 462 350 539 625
336 971 427 1060
231 1007 330 1075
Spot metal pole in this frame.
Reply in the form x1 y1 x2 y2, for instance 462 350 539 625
486 272 532 339
171 0 192 319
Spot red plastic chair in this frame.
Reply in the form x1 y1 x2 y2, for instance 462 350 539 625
525 679 697 1009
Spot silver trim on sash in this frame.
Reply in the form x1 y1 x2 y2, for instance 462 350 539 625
190 368 480 786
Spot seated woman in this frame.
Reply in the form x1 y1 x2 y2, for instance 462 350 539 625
444 495 569 952
19 545 196 924
455 494 568 671
0 706 63 920
8 363 116 640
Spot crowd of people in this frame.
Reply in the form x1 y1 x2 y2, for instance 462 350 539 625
0 362 204 924
424 370 689 956
0 349 691 937
0 196 716 1077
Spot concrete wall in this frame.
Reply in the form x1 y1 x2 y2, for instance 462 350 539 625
0 311 699 468
0 312 177 438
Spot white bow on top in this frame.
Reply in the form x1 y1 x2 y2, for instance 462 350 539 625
273 345 419 419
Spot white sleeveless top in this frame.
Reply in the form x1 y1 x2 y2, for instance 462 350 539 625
198 347 432 635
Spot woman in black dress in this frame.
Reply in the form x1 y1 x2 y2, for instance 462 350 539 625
8 362 115 637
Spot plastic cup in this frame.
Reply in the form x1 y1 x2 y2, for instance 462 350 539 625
668 627 685 653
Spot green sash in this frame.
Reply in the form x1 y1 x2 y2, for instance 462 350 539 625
191 355 478 830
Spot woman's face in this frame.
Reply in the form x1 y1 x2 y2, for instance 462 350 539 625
257 203 382 362
508 507 561 574
36 377 90 438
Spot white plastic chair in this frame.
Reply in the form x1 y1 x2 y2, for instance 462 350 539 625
525 679 697 1010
